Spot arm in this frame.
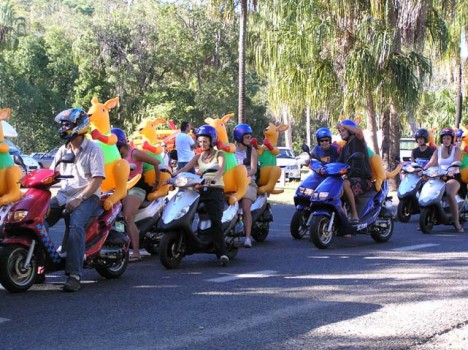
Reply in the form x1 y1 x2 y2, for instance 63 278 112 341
66 176 104 211
249 148 258 176
423 148 438 169
175 155 199 175
214 152 225 182
134 149 161 188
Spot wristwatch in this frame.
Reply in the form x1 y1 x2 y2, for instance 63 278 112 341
80 194 87 201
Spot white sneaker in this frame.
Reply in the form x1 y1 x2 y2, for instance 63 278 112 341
220 255 229 267
244 237 252 248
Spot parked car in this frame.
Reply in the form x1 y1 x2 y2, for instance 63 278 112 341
6 139 41 174
400 138 414 162
276 147 301 181
34 147 58 169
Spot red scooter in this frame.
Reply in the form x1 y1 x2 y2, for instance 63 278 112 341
0 153 130 292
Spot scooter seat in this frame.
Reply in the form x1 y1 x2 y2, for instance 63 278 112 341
139 200 152 209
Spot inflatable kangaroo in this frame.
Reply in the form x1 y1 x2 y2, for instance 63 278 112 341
252 123 288 195
88 97 140 210
205 113 249 205
135 117 172 200
0 108 22 206
459 127 468 183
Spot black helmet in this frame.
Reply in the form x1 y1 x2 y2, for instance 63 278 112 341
439 127 455 144
414 128 429 143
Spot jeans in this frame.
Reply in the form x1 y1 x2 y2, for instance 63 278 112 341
199 187 225 256
46 195 100 278
177 162 195 174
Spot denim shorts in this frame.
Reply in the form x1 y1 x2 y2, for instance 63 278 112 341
128 187 147 202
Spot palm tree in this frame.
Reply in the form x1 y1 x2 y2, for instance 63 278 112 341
0 1 26 51
207 0 257 124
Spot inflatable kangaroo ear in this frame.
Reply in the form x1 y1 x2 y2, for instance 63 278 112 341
278 124 289 132
354 115 361 125
0 108 12 120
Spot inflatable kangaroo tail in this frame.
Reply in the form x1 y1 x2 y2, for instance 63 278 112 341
386 163 403 179
126 174 142 190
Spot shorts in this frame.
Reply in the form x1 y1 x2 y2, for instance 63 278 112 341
128 187 147 202
242 181 258 203
348 177 372 196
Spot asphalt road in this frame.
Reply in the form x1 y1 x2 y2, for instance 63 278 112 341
1 201 468 350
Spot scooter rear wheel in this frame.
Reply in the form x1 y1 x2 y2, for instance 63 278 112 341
419 207 435 234
397 200 412 223
0 244 37 292
290 210 310 239
159 232 184 269
309 215 334 249
95 253 129 279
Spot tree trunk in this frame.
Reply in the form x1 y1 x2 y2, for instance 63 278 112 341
388 103 401 190
366 93 379 154
238 0 247 124
282 104 292 148
455 57 463 129
407 107 417 135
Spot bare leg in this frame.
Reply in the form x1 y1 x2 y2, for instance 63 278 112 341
123 195 144 257
241 198 253 239
446 179 461 229
343 179 359 220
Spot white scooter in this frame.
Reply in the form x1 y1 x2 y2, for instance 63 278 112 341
418 162 467 233
157 172 241 269
397 160 425 222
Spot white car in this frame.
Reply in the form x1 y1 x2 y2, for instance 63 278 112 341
276 147 301 181
6 139 42 174
400 138 414 162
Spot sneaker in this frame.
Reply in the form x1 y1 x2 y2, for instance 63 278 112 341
219 255 229 267
63 276 81 292
244 237 252 248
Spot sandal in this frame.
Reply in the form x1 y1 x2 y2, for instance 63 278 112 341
129 255 142 263
454 225 464 233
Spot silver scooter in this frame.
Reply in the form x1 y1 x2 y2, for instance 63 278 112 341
397 160 425 222
418 162 467 233
157 172 241 269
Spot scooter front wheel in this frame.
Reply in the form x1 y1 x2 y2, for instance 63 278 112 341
0 244 37 292
290 210 310 239
159 232 184 269
309 215 334 249
397 199 412 223
419 207 435 234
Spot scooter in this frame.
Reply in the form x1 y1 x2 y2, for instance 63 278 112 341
396 160 426 222
308 154 394 249
290 160 324 239
0 153 129 292
418 162 467 233
157 172 240 269
238 193 274 243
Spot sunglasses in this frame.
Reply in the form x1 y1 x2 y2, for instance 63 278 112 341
319 139 330 143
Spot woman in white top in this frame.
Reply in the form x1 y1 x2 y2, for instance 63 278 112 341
233 123 258 248
176 125 229 266
424 128 464 232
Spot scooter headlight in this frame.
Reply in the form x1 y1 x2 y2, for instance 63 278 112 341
175 177 189 187
303 188 314 196
174 205 191 220
318 192 329 199
8 210 28 222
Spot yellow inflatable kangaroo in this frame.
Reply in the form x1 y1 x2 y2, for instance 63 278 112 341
134 117 172 200
88 97 140 210
0 108 22 206
253 123 288 195
205 113 249 205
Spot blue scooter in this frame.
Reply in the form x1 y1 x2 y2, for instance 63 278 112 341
308 154 394 249
290 160 324 239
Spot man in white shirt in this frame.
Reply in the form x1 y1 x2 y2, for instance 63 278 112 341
175 121 195 173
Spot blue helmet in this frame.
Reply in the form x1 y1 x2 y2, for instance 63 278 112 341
340 119 357 128
55 108 90 140
196 125 218 147
456 129 463 138
414 128 429 143
315 127 332 142
111 128 128 148
233 123 253 143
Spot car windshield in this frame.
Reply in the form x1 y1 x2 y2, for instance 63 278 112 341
400 139 414 151
278 148 294 158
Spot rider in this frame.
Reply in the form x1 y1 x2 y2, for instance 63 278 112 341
175 125 229 266
311 127 340 164
233 123 258 248
111 128 161 262
424 128 464 233
411 128 434 166
336 119 372 224
455 128 463 147
46 108 105 292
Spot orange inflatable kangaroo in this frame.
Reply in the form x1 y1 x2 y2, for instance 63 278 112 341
88 97 140 210
0 108 22 206
205 113 249 205
135 117 172 200
254 123 288 195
